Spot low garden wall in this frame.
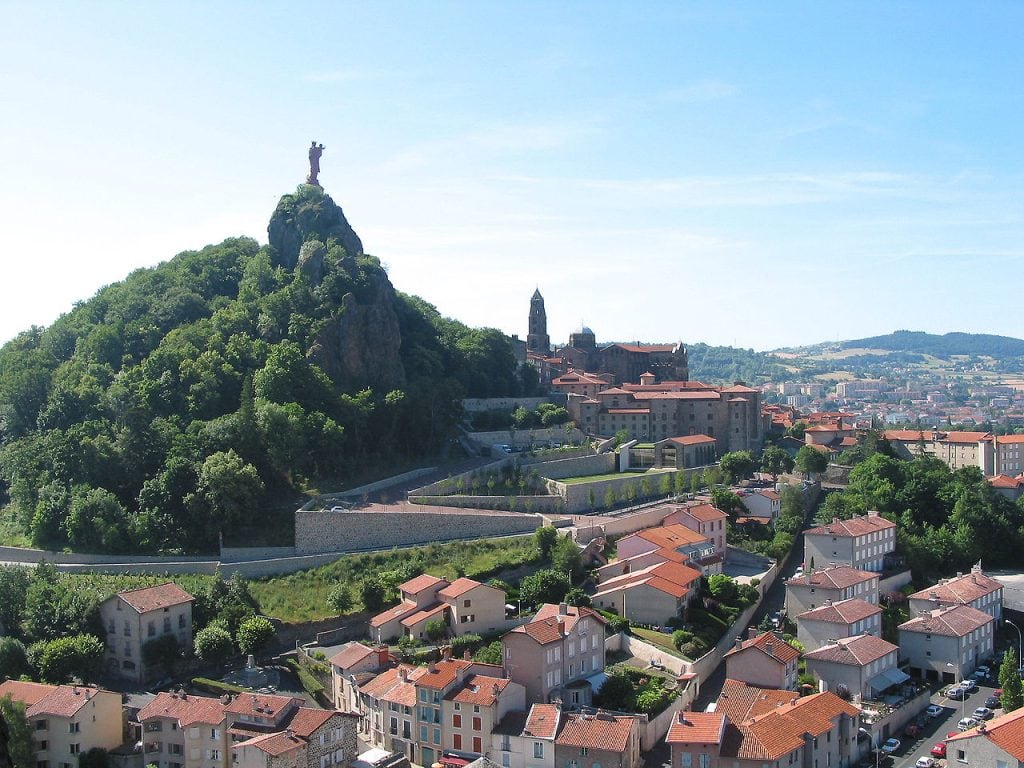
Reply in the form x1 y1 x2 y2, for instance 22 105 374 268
409 494 564 514
879 569 913 594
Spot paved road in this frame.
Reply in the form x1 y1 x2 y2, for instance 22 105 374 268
888 680 1002 768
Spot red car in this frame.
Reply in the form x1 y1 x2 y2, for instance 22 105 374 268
931 742 947 758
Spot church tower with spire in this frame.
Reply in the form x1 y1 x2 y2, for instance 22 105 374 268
527 289 551 354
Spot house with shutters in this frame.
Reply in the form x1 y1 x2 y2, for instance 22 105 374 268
0 681 122 768
369 575 507 644
784 565 879 617
795 598 882 651
898 604 995 683
99 582 194 683
553 712 642 768
802 634 906 700
491 703 561 768
722 632 800 691
802 511 897 574
907 565 1003 620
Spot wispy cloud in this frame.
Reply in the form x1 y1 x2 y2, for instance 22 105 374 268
661 79 737 103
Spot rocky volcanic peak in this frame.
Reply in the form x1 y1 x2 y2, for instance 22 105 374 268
268 184 404 390
267 184 364 268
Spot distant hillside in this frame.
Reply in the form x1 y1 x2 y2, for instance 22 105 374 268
837 330 1024 358
685 342 786 385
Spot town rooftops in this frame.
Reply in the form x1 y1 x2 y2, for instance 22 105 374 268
369 601 420 628
400 602 448 628
360 665 426 704
508 604 604 645
555 712 635 752
594 561 702 601
666 711 726 745
883 429 992 443
804 512 896 538
236 731 305 757
676 503 728 522
725 692 859 761
415 658 474 690
723 631 800 665
286 707 343 737
714 679 799 724
796 598 882 625
224 692 303 719
438 577 490 599
0 681 118 720
113 582 194 613
803 633 898 666
446 675 512 706
989 475 1024 489
329 642 380 670
786 565 878 590
899 604 994 637
945 704 1024 757
400 573 448 595
138 691 227 726
524 703 561 739
907 568 1002 606
631 524 711 550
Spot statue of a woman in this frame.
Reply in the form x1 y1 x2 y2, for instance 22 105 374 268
307 141 325 185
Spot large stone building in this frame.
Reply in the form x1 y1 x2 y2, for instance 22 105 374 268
99 582 194 683
802 512 897 573
898 604 995 683
784 565 879 617
795 598 882 651
907 565 1003 620
802 634 905 701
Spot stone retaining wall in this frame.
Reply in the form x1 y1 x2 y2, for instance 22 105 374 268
409 495 564 514
294 508 543 555
462 397 548 413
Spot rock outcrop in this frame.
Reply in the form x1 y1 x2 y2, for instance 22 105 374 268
267 184 364 269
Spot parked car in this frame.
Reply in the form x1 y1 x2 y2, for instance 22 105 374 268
986 694 1002 709
947 686 968 700
972 706 994 720
926 704 945 718
915 758 936 768
930 742 947 758
958 717 979 731
974 665 991 677
961 679 979 692
881 738 901 754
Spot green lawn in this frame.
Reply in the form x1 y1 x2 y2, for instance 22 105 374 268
630 627 687 659
560 470 669 485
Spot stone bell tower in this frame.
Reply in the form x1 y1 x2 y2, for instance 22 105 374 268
527 288 551 355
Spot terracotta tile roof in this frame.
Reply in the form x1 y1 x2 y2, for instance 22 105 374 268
533 603 605 629
720 385 759 394
666 711 726 745
995 434 1024 444
400 602 448 628
138 691 226 726
756 489 781 500
285 707 338 736
908 569 1002 606
446 675 510 706
0 681 55 708
596 387 632 396
370 600 420 628
606 408 649 415
556 712 636 752
416 658 473 690
510 616 565 645
714 680 799 723
945 431 991 443
632 524 711 550
636 391 720 401
224 692 303 719
945 704 1024 757
523 703 561 738
899 604 994 637
329 642 378 669
11 684 108 720
805 513 896 538
804 634 898 666
720 691 858 761
509 605 604 645
796 598 882 625
400 573 448 595
989 475 1024 489
723 632 800 665
438 577 490 599
787 565 878 590
237 731 305 757
679 503 727 521
361 665 426 704
665 435 717 446
114 582 193 613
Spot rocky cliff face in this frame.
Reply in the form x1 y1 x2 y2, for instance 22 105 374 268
268 185 404 390
267 184 364 268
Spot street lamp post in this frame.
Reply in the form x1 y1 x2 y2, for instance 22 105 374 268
1005 619 1023 672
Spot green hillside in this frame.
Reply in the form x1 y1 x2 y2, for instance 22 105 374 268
0 185 525 554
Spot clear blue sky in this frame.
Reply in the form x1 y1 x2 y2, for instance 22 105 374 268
2 2 1022 350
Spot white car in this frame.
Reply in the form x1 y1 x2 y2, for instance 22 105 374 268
958 716 979 731
925 704 944 718
915 758 936 768
881 738 901 754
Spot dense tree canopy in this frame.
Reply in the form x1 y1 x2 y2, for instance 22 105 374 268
0 187 526 553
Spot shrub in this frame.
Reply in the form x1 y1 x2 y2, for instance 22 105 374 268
679 641 702 659
236 616 275 657
671 629 693 649
194 625 234 665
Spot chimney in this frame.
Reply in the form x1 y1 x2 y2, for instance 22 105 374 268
558 602 569 616
492 683 500 696
734 636 745 650
825 599 833 607
286 728 294 739
377 646 390 666
557 620 566 636
442 645 452 660
428 661 437 674
72 685 79 695
399 667 409 682
463 650 472 660
765 642 775 656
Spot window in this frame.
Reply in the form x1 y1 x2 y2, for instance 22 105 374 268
38 741 47 751
68 723 80 734
125 643 132 657
69 745 80 755
210 728 219 739
124 622 131 637
453 714 462 728
210 751 220 761
147 621 156 637
463 599 471 608
164 617 171 633
473 705 480 713
321 756 331 768
534 743 544 759
472 737 481 753
472 717 481 731
420 726 428 742
581 748 589 757
178 614 187 629
433 729 440 745
453 735 463 750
